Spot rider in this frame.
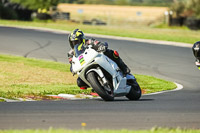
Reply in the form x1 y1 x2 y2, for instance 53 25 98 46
68 29 131 89
192 41 200 69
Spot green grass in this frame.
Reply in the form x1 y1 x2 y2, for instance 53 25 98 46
0 54 176 99
0 99 5 102
0 54 91 99
0 128 200 133
0 19 199 44
0 54 70 72
0 55 69 72
136 74 177 93
0 84 92 99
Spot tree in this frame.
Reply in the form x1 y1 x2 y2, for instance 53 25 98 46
186 0 200 18
84 0 113 4
170 0 200 18
170 1 185 17
115 0 130 5
10 0 60 10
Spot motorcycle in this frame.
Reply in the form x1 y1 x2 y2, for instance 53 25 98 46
71 44 141 101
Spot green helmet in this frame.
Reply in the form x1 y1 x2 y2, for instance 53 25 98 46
68 29 85 49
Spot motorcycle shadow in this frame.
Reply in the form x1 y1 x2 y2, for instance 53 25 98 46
95 98 154 102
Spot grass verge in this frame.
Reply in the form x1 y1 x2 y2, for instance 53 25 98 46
0 128 200 133
0 54 176 100
0 19 199 44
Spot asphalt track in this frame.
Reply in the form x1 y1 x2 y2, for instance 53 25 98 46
0 26 200 130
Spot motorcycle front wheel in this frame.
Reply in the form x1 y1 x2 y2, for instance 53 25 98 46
87 71 114 101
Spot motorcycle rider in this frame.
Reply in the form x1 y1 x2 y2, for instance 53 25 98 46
192 41 200 69
68 29 131 89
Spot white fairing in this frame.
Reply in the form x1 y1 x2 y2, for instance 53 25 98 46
72 47 98 73
72 46 135 97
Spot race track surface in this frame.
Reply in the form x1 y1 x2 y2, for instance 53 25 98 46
0 26 200 130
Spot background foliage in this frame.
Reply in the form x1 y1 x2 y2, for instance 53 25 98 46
186 0 200 18
59 0 174 6
170 0 200 19
10 0 60 10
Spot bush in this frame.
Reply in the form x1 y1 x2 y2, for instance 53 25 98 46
185 17 200 30
0 5 18 20
36 13 52 20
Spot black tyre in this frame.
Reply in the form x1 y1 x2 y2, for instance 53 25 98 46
87 71 114 101
126 80 141 100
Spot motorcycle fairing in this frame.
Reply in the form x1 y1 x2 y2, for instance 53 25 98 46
72 47 132 96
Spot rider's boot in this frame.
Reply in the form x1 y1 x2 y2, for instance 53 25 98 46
77 77 89 89
113 50 131 76
118 57 131 76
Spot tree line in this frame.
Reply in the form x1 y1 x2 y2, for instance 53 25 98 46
1 0 200 23
59 0 174 6
170 0 200 19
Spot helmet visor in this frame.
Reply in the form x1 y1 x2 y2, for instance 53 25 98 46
72 40 81 46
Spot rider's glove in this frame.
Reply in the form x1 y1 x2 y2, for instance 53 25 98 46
97 45 106 52
68 58 72 64
72 71 76 76
70 65 76 76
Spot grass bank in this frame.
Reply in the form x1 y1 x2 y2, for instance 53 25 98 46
0 54 176 100
0 128 200 133
0 19 199 44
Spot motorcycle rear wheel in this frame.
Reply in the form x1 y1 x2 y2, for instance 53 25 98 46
126 80 141 100
87 71 114 101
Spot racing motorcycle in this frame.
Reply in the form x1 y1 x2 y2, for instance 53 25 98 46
71 44 141 101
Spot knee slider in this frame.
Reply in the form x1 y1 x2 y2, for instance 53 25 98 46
113 50 119 58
